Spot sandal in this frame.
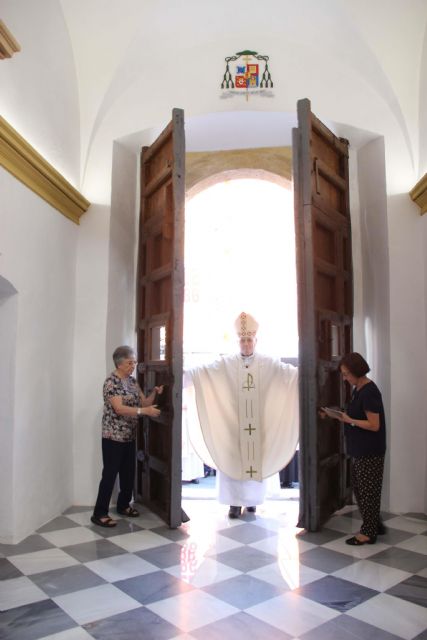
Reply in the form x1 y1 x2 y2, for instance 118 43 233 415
91 515 117 528
345 535 376 546
117 506 139 517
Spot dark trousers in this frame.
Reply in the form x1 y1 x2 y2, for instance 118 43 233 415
93 438 136 518
352 455 384 537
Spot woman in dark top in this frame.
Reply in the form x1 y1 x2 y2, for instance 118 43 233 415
328 353 386 545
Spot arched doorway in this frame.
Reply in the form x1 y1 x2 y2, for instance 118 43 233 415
184 171 297 361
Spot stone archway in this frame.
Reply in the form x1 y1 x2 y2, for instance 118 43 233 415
186 146 292 194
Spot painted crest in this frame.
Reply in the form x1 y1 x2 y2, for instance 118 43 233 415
220 49 274 100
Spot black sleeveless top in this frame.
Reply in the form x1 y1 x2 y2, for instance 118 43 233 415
345 381 386 458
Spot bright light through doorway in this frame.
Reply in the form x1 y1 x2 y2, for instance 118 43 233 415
184 178 298 365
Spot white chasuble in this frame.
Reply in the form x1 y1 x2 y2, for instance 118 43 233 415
185 353 299 482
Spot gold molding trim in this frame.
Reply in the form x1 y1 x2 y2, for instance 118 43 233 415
410 173 427 215
0 20 20 59
0 116 90 224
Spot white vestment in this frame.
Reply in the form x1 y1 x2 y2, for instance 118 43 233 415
185 353 299 505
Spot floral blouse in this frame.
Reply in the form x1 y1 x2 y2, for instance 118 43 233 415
102 372 140 442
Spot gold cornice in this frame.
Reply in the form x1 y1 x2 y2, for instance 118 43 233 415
0 116 90 224
0 20 20 59
409 173 427 215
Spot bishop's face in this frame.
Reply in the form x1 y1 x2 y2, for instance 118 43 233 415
239 336 257 357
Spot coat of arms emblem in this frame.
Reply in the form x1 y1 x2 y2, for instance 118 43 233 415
221 49 273 100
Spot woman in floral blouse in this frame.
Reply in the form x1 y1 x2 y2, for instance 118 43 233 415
91 346 163 527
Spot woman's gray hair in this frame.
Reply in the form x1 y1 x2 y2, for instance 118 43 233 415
113 345 136 367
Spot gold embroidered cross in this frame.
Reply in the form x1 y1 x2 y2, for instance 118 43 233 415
242 373 255 391
244 424 256 435
245 466 257 478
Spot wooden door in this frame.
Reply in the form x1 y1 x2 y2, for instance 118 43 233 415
135 108 186 528
293 98 353 531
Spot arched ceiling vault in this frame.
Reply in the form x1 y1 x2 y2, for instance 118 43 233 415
56 0 427 199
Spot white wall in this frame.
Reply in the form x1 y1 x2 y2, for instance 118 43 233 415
422 216 427 515
106 142 139 356
386 16 427 507
0 277 18 542
344 136 427 515
0 169 77 543
355 139 392 508
0 0 80 186
418 23 427 515
72 143 139 508
73 203 111 506
419 24 427 176
0 0 81 541
388 192 427 514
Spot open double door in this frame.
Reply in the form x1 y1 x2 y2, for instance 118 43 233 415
135 100 352 531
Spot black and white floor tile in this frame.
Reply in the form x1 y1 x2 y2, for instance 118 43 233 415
1 484 426 640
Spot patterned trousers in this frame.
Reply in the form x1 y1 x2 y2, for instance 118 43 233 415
352 455 385 537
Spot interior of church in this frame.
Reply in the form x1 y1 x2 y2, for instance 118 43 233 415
1 1 427 638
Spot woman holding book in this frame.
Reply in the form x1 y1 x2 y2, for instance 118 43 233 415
324 352 386 546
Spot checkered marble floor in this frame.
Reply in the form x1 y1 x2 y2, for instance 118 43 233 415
1 495 427 640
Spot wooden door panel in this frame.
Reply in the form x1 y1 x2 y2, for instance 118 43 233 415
313 218 336 264
136 108 185 528
293 98 353 531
